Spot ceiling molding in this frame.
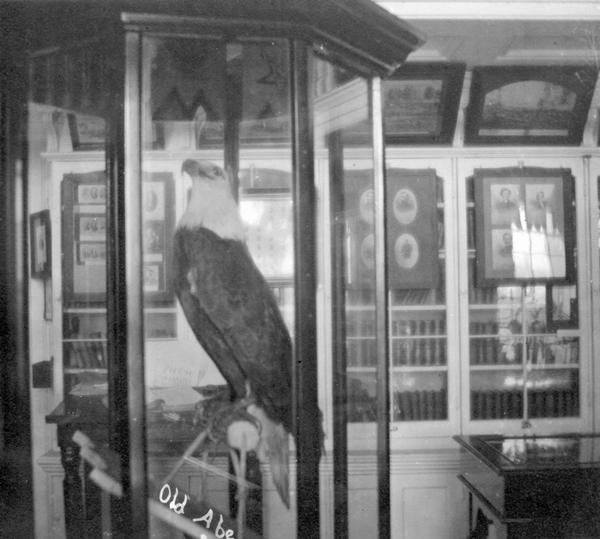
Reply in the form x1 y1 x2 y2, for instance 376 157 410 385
496 35 599 63
408 36 465 61
378 1 600 21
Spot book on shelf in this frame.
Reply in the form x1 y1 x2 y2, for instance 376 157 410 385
470 389 581 420
394 389 447 421
467 208 475 249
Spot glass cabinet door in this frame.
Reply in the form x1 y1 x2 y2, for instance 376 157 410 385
388 169 448 424
138 35 295 538
317 60 391 536
465 172 580 427
27 42 114 537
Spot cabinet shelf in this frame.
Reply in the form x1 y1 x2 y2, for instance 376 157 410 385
64 338 107 343
64 368 107 374
470 363 579 371
390 305 446 312
470 333 563 338
348 366 448 373
469 303 523 311
391 335 446 340
394 365 448 372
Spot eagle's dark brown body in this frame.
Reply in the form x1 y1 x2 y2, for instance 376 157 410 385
172 225 293 433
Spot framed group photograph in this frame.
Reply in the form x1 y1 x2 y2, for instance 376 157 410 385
62 171 175 303
382 63 466 145
68 112 106 150
474 167 576 286
465 65 596 145
30 210 52 279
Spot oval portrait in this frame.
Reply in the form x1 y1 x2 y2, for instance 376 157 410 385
360 233 375 269
394 233 419 269
359 189 374 224
393 188 417 225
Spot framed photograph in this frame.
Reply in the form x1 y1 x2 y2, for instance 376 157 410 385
386 169 439 288
30 210 51 279
465 66 596 145
76 183 106 204
143 264 161 293
383 63 465 144
62 171 175 303
546 284 578 330
239 192 293 281
344 168 439 289
141 172 175 301
474 167 576 286
68 112 106 150
143 181 166 221
77 214 105 242
77 242 106 265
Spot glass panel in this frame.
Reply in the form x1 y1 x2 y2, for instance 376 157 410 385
141 36 292 538
316 60 379 536
28 43 111 535
389 172 448 422
467 174 580 423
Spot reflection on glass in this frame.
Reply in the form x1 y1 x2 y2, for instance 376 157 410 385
318 58 380 536
493 436 580 466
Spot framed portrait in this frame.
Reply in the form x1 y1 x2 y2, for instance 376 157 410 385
30 210 51 279
76 182 106 204
546 284 578 330
344 168 439 289
77 242 106 265
386 169 439 288
383 63 465 144
68 112 106 150
465 66 596 145
141 172 175 302
143 264 161 293
77 214 105 242
474 167 576 286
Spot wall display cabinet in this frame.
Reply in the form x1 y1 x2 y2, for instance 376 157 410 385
38 146 599 539
340 151 595 450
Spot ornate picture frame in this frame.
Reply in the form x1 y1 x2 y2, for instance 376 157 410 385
465 66 596 146
474 167 576 286
62 171 175 303
383 62 466 145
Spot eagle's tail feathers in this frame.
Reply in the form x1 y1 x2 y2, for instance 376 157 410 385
248 405 290 509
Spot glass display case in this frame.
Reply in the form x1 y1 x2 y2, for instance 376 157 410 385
455 433 600 538
18 2 423 538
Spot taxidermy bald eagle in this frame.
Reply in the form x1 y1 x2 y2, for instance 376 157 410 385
173 159 293 508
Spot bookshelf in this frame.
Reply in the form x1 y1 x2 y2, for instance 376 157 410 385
465 172 580 424
345 168 449 424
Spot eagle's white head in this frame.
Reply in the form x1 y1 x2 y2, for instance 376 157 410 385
178 159 245 241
